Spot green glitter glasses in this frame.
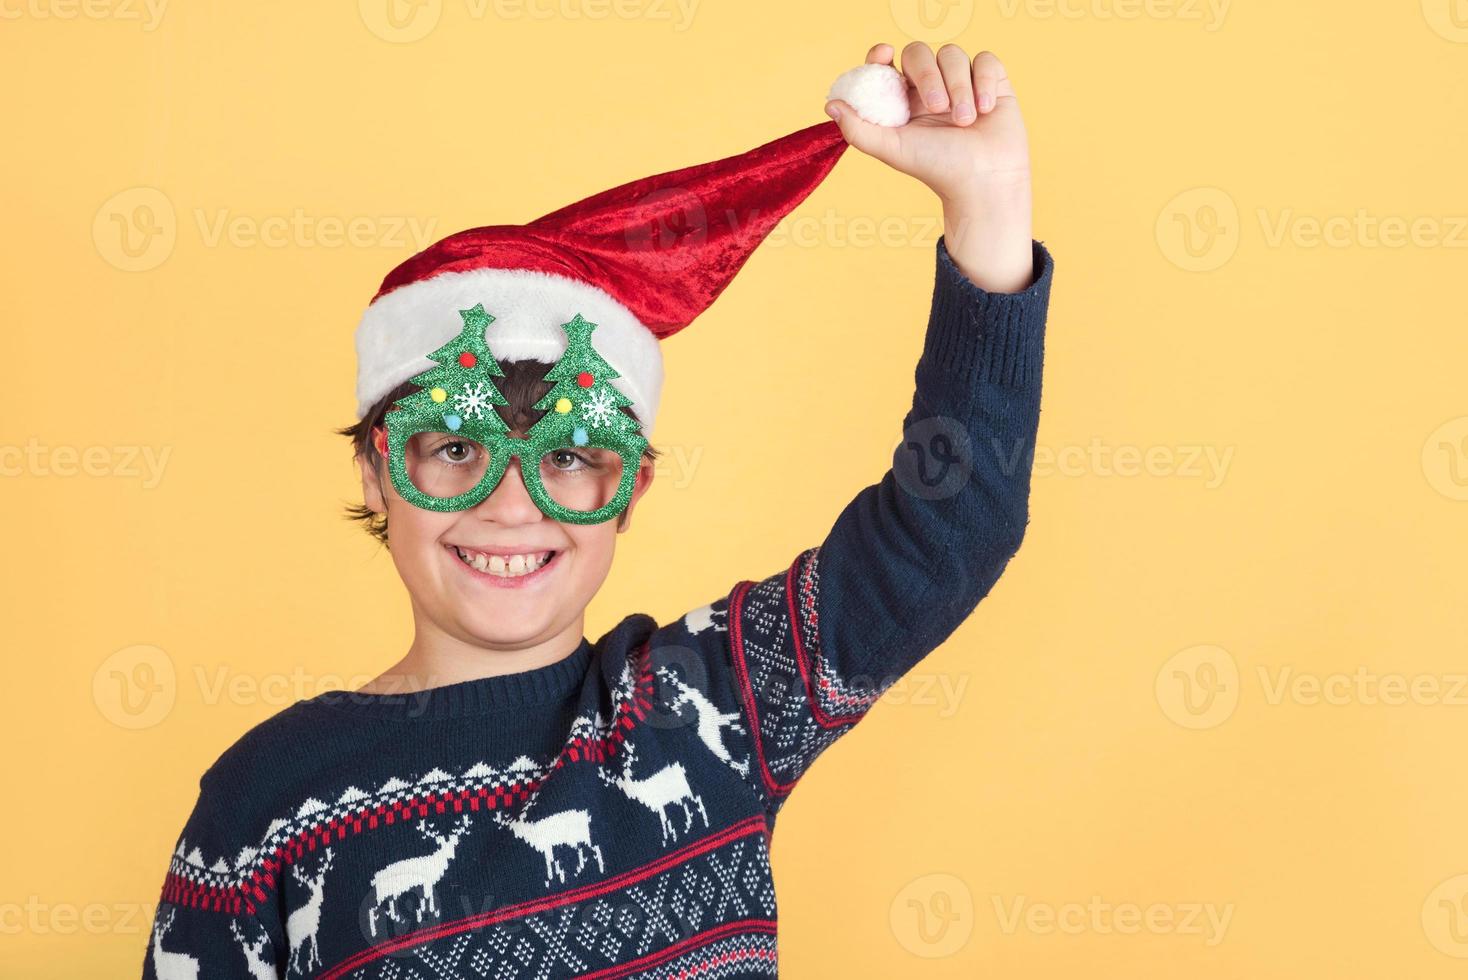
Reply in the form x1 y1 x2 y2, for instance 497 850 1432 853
379 305 649 524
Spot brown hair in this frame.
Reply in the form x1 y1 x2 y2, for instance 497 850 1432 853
338 360 659 546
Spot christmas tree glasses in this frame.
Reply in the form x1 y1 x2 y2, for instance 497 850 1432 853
380 306 648 524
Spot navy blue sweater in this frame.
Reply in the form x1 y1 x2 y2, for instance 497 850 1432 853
142 237 1053 979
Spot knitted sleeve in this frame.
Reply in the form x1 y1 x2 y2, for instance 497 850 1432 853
665 237 1053 820
142 769 286 979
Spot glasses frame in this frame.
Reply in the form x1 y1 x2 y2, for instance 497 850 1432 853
379 419 646 524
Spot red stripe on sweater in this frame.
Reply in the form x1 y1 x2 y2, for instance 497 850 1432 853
782 554 867 728
574 918 778 980
316 813 770 979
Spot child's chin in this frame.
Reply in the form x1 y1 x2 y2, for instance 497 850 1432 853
458 613 554 651
457 600 558 647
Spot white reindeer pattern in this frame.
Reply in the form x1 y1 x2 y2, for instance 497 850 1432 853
366 815 472 937
599 740 708 844
494 798 604 887
228 918 277 980
150 908 200 980
285 847 334 976
657 666 750 776
683 603 727 636
155 644 749 971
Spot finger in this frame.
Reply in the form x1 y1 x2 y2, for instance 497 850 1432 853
937 44 976 125
973 50 1012 113
865 43 894 66
900 41 947 113
824 98 901 161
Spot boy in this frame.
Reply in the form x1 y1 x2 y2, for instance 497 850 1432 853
143 42 1053 978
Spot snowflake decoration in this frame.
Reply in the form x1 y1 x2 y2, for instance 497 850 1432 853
453 381 494 420
581 388 619 429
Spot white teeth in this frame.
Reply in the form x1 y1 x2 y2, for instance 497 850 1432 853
455 548 552 578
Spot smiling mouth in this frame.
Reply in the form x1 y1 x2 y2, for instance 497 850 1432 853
450 545 556 579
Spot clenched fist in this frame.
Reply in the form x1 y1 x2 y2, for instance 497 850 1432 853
827 43 1034 293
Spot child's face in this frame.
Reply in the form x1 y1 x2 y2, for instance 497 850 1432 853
360 447 654 650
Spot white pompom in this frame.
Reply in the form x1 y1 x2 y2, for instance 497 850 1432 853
826 64 911 127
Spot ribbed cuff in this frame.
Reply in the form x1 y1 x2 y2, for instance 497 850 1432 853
920 237 1053 390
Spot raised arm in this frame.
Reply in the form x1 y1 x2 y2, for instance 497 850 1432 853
815 41 1045 686
654 43 1051 819
815 230 1049 667
707 232 1050 814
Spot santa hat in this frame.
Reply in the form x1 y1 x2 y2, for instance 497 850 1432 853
354 64 910 437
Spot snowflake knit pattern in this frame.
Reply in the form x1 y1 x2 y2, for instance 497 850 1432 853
142 238 1054 979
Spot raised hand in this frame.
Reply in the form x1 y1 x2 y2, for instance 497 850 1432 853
826 43 1035 293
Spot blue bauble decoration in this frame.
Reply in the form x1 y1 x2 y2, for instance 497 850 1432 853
572 426 589 446
444 414 463 431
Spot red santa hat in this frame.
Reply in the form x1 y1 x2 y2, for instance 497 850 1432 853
354 64 910 437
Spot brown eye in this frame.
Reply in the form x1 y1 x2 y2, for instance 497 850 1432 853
441 441 472 463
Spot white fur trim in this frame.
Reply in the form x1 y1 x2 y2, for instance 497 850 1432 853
827 64 912 127
355 267 664 437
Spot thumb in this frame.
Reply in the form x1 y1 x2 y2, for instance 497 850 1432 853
824 99 899 162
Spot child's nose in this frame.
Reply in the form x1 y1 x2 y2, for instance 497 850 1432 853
472 462 543 525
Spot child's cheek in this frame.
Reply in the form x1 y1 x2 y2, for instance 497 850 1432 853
562 523 620 592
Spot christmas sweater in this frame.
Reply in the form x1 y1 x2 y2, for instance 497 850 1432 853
142 237 1054 980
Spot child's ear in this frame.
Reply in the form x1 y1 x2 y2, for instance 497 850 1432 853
616 457 656 533
358 425 392 513
359 449 388 515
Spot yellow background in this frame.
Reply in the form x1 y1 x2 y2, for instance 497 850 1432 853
3 0 1467 976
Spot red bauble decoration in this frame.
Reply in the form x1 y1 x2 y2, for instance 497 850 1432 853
458 352 478 368
577 371 594 387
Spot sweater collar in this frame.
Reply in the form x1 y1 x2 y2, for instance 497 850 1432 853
307 639 594 719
